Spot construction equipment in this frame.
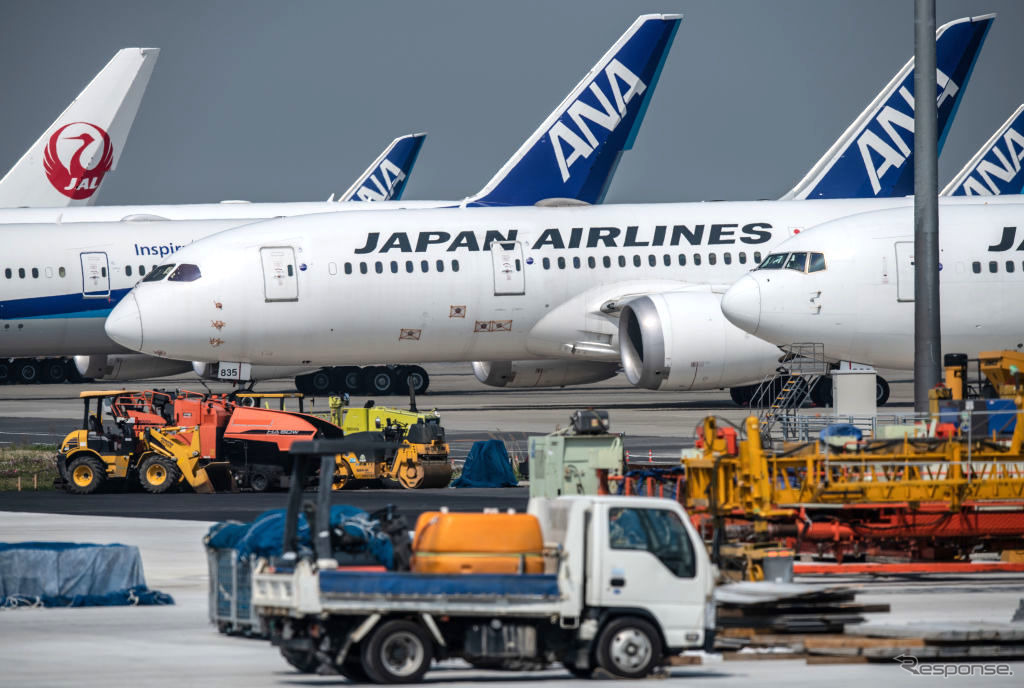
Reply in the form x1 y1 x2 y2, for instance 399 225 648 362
528 410 623 498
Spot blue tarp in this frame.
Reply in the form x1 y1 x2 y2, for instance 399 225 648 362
318 571 558 598
0 542 174 608
452 439 518 488
205 506 395 570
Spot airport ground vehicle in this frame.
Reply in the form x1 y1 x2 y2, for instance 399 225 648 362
253 442 715 682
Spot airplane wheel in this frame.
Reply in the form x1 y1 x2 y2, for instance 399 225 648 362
14 359 40 384
0 360 9 384
42 359 67 384
363 367 396 396
66 454 106 495
876 376 890 406
309 369 333 395
729 384 756 407
405 365 429 395
338 366 363 394
139 454 181 494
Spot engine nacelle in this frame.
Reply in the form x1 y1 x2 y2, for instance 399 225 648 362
192 361 315 382
618 290 782 391
74 354 193 381
472 360 619 388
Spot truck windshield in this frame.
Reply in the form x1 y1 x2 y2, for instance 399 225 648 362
757 253 788 270
142 264 176 282
609 507 695 578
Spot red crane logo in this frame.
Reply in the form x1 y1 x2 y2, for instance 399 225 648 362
43 122 113 199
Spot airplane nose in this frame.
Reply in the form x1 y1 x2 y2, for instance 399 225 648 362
721 275 761 335
105 292 143 351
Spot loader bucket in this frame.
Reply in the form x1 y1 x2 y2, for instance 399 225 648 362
190 462 235 494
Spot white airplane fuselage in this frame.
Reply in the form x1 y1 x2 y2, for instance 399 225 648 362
106 196 1014 390
721 203 1024 368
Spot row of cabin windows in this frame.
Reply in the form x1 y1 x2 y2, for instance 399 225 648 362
3 265 158 279
341 259 462 276
542 251 762 270
972 260 1024 274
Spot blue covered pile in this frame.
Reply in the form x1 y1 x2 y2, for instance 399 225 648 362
0 542 173 609
452 439 518 488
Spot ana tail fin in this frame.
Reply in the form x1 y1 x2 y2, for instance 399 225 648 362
333 133 427 202
781 14 994 200
942 104 1024 196
465 14 681 207
0 47 159 208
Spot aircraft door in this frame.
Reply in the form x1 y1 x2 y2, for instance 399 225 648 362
260 247 299 302
80 252 110 298
491 241 525 295
894 242 914 302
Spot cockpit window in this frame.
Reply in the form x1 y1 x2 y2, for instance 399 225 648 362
785 252 807 272
168 264 202 282
758 253 788 270
142 264 176 282
808 252 826 273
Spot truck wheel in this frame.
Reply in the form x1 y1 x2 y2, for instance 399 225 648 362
595 616 662 679
279 648 319 673
66 455 106 495
361 619 433 684
336 653 371 682
363 367 396 396
139 455 181 494
249 469 273 493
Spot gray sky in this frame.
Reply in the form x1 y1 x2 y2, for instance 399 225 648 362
0 0 1021 205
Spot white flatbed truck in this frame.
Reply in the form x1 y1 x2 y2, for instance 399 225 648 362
250 440 716 683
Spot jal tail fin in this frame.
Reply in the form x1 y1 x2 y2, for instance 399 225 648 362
465 13 682 207
0 47 159 208
781 14 994 200
331 132 427 202
942 104 1024 196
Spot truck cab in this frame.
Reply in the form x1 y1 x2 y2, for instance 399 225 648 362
252 445 714 683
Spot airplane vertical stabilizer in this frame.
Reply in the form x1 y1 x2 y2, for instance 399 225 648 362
332 133 427 202
0 48 159 208
465 14 681 207
781 14 994 200
942 105 1024 196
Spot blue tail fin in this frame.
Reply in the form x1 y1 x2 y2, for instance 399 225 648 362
943 105 1024 196
466 14 682 207
782 14 994 200
332 133 426 202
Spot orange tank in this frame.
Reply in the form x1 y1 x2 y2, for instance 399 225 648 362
411 511 544 574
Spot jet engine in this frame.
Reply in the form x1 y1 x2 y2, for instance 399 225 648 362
74 354 193 381
472 360 619 388
618 291 782 391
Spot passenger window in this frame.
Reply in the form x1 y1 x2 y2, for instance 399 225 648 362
633 255 641 267
373 262 382 274
328 262 337 276
678 254 686 266
724 253 732 265
693 254 701 266
648 255 656 267
708 253 717 266
758 253 788 270
573 257 581 269
45 266 53 278
390 261 398 274
1007 261 1015 274
286 264 294 277
618 256 626 268
989 261 998 273
557 257 566 269
168 264 202 282
452 260 460 272
101 267 107 278
808 253 826 272
3 268 10 279
421 260 429 272
143 264 175 282
542 258 550 270
125 266 133 277
359 262 368 275
739 253 747 264
405 261 413 273
588 256 596 269
754 252 763 263
31 268 39 279
784 252 806 272
515 259 521 271
436 260 444 273
972 261 981 274
138 266 145 276
603 256 611 268
344 263 352 275
608 507 695 578
18 268 25 279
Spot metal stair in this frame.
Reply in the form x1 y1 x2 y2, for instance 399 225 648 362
752 343 830 443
